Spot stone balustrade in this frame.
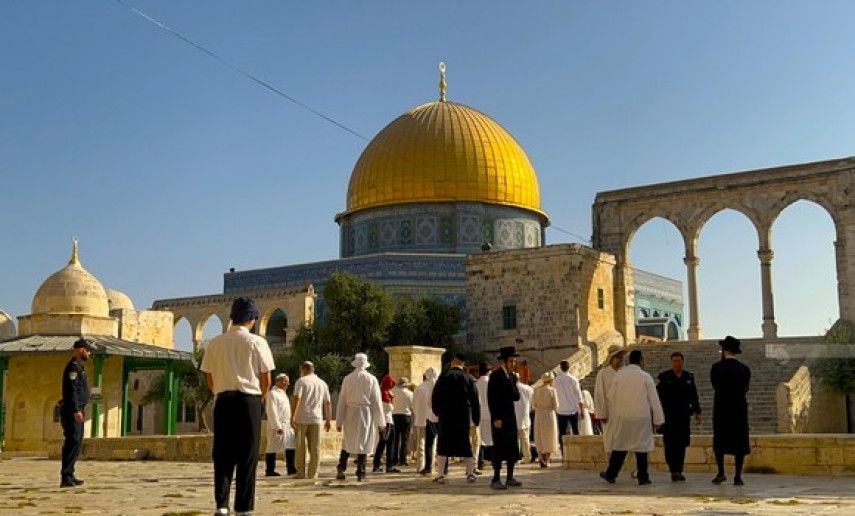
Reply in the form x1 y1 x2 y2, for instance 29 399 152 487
562 434 855 476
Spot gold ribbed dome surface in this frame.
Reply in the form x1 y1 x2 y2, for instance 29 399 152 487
344 101 546 220
31 241 110 317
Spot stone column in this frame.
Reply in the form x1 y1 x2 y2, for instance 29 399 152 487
612 256 637 344
385 346 446 385
758 247 778 339
683 254 702 341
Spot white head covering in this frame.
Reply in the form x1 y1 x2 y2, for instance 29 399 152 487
351 352 370 369
424 366 438 382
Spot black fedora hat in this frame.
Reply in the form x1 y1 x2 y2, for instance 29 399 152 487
497 346 520 360
718 335 742 354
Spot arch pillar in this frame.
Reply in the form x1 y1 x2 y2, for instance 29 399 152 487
757 224 778 339
835 231 852 324
683 253 702 341
613 251 636 344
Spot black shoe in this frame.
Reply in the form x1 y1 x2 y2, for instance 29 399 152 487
734 478 744 486
490 480 507 490
506 478 522 487
386 467 402 473
71 477 84 486
336 467 346 480
599 472 615 484
356 473 366 482
60 478 76 488
265 471 281 477
372 466 382 473
638 478 652 486
418 469 432 476
670 473 682 482
712 474 727 484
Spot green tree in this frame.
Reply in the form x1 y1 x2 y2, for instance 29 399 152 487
323 272 395 355
815 320 855 433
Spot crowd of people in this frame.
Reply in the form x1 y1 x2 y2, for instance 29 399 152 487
86 296 750 515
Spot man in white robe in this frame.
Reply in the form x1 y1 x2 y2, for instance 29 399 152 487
599 350 664 485
336 353 385 481
265 373 295 476
594 345 626 454
474 362 492 472
514 374 534 464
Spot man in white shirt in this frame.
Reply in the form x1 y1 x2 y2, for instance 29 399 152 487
201 297 275 516
291 361 332 479
335 353 385 481
554 360 584 455
514 374 534 464
474 362 492 473
265 373 295 477
412 367 438 475
391 377 414 466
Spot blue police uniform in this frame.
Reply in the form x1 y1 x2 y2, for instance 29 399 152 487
60 357 90 485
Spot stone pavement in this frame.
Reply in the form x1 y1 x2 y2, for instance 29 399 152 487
0 456 853 515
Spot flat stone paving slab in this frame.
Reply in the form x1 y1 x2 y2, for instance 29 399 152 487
0 456 852 515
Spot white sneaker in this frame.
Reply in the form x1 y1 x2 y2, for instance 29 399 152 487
213 509 229 516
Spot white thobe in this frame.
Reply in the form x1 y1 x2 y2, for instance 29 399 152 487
476 375 492 446
579 389 594 436
594 366 619 452
514 382 533 431
601 364 665 453
265 386 294 453
336 368 384 455
413 377 437 427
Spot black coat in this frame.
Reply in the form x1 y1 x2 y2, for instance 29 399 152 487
656 369 701 447
487 366 520 462
711 358 751 456
61 358 90 413
432 366 480 457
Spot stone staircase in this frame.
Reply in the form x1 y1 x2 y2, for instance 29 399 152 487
579 338 816 435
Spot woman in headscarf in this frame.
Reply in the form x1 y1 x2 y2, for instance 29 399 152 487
373 374 399 473
532 372 560 467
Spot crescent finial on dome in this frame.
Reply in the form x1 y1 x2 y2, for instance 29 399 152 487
69 237 80 265
439 61 447 102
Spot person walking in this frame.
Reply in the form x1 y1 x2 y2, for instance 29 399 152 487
657 352 702 482
201 297 275 516
599 350 664 486
373 374 398 473
474 362 492 473
487 346 521 490
711 336 751 486
554 360 583 454
391 376 414 466
594 345 626 456
291 361 332 480
265 373 296 477
59 337 94 488
413 367 439 475
532 372 560 467
579 389 595 436
335 353 385 482
514 374 534 464
431 353 480 484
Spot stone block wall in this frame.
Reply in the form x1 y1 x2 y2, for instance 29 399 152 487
385 346 444 384
466 244 617 377
115 309 174 348
563 434 855 476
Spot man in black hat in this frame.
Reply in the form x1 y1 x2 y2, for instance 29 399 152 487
431 353 480 484
711 336 751 486
201 297 275 516
487 346 522 489
59 337 93 487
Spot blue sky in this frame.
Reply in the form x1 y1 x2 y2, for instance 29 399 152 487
1 1 849 343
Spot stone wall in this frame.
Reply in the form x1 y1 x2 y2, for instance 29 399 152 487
466 244 618 377
46 431 344 462
17 313 118 339
385 346 444 384
562 434 855 476
114 309 174 348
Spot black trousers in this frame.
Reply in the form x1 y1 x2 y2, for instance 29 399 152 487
392 414 412 465
338 450 367 477
663 435 687 474
213 392 262 513
373 423 395 470
557 413 579 453
60 410 84 480
604 450 649 481
423 421 437 472
265 449 297 475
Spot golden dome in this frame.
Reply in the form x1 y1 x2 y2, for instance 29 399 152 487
31 240 110 317
106 288 135 311
341 100 547 222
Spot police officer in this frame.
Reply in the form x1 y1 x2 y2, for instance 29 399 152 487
60 337 93 487
656 351 702 482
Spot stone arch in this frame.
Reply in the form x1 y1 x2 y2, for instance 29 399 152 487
689 203 763 250
173 317 194 352
0 310 16 339
769 192 841 236
621 210 688 260
195 314 225 347
259 307 288 350
770 199 840 335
